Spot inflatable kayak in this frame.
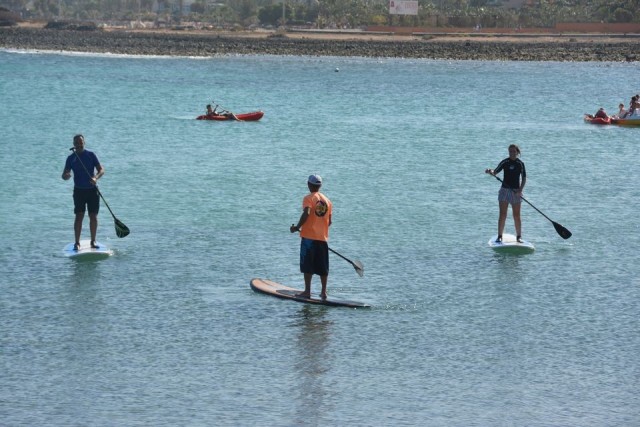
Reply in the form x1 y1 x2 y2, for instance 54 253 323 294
196 111 264 121
584 114 611 125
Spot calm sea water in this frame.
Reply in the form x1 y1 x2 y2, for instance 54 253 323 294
1 49 639 426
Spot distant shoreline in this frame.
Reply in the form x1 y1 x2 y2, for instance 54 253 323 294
1 26 638 62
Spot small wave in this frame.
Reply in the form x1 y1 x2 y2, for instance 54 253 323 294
0 47 214 60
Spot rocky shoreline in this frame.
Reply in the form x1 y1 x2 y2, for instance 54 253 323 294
1 27 638 62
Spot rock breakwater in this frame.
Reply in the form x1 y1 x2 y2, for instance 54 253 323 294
1 27 638 62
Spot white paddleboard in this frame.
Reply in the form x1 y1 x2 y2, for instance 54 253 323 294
63 240 113 260
488 233 535 255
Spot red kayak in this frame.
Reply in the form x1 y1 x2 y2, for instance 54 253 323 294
196 111 264 121
584 114 610 125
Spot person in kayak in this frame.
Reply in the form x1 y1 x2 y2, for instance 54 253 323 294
290 174 333 300
594 107 609 120
585 107 610 121
485 144 526 244
614 103 627 119
206 103 240 120
623 95 639 118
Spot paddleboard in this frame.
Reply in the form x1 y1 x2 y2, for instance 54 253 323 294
488 233 535 254
250 278 370 308
63 240 113 260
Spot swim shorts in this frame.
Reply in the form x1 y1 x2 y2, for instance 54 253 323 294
498 186 521 205
73 187 100 214
299 238 329 276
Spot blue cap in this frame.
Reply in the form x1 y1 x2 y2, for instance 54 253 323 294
308 174 322 185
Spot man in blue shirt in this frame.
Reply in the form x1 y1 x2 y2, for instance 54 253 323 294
62 134 105 250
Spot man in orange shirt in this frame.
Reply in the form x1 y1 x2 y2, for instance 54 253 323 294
290 174 333 299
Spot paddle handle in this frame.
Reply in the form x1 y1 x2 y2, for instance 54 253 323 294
328 247 353 264
291 225 364 275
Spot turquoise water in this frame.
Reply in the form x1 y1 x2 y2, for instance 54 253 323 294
1 49 639 425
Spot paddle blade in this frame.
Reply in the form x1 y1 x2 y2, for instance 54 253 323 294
553 221 572 239
352 260 364 277
114 218 130 238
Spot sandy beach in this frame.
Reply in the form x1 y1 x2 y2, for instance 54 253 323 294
1 24 639 61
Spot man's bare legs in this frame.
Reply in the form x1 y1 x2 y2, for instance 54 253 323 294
73 211 99 249
299 273 328 299
89 212 98 247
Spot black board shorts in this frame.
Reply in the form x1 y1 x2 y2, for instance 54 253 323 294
73 187 99 214
299 238 329 276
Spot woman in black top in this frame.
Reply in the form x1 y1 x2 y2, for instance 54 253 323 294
485 144 526 243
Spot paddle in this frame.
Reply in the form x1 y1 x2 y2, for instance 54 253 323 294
70 148 130 238
489 174 571 239
329 247 364 277
291 225 364 276
212 100 242 121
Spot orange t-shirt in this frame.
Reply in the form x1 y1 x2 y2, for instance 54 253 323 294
300 191 332 241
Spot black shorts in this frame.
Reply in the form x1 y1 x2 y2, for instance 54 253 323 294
73 187 100 214
300 238 329 276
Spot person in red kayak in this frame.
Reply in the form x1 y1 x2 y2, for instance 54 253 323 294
290 174 333 300
593 107 609 120
585 107 610 122
206 103 239 120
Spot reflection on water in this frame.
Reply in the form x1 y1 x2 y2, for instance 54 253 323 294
66 260 106 345
70 258 103 282
290 305 333 425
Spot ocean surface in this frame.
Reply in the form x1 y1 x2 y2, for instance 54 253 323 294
1 49 639 426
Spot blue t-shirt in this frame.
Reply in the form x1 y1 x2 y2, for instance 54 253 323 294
65 150 101 189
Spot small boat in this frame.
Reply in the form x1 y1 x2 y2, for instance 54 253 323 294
584 114 611 125
611 117 640 127
196 111 264 121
